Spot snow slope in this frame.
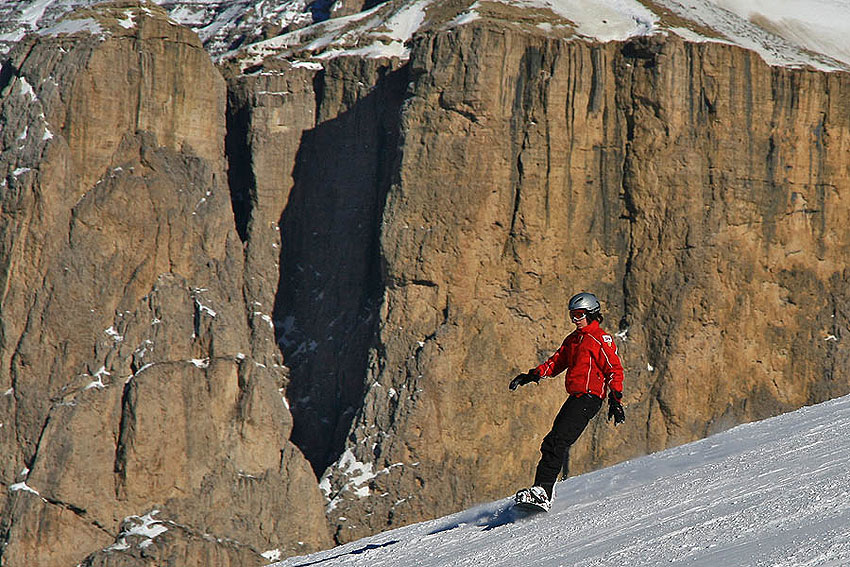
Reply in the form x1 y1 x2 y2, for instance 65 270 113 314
270 394 850 567
708 0 850 66
651 0 850 70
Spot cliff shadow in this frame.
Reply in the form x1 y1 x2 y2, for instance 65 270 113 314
275 63 408 475
224 84 255 243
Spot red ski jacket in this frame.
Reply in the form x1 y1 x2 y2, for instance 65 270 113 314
533 320 624 399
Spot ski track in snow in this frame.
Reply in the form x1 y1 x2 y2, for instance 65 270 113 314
273 395 850 567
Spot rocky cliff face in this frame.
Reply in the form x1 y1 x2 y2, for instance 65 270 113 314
2 1 850 564
308 25 850 541
0 3 330 566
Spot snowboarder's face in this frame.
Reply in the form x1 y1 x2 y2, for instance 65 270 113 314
570 309 588 329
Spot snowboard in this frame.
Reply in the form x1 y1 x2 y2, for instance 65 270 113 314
513 499 549 513
513 488 550 513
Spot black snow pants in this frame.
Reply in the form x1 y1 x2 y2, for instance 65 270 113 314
533 394 603 500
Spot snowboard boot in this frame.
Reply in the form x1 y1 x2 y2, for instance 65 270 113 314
514 485 551 512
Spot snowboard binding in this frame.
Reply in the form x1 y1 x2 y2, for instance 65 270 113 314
514 486 551 512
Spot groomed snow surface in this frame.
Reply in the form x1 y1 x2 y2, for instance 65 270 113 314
272 394 850 567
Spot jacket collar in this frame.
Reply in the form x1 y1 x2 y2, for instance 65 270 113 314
577 320 600 334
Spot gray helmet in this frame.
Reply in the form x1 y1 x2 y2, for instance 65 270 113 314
568 292 601 314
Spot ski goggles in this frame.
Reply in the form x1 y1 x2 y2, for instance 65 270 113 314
570 309 588 322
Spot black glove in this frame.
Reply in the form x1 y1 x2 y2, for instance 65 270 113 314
607 390 625 425
509 370 540 391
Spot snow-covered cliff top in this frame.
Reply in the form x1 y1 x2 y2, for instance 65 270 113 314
233 0 850 72
0 0 315 56
2 1 849 71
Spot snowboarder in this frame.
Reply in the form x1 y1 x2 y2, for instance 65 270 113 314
510 292 625 512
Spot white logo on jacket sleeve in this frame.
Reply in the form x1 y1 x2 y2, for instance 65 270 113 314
603 335 613 347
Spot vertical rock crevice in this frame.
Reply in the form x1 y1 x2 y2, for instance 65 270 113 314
225 85 256 243
113 378 136 501
274 59 409 476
